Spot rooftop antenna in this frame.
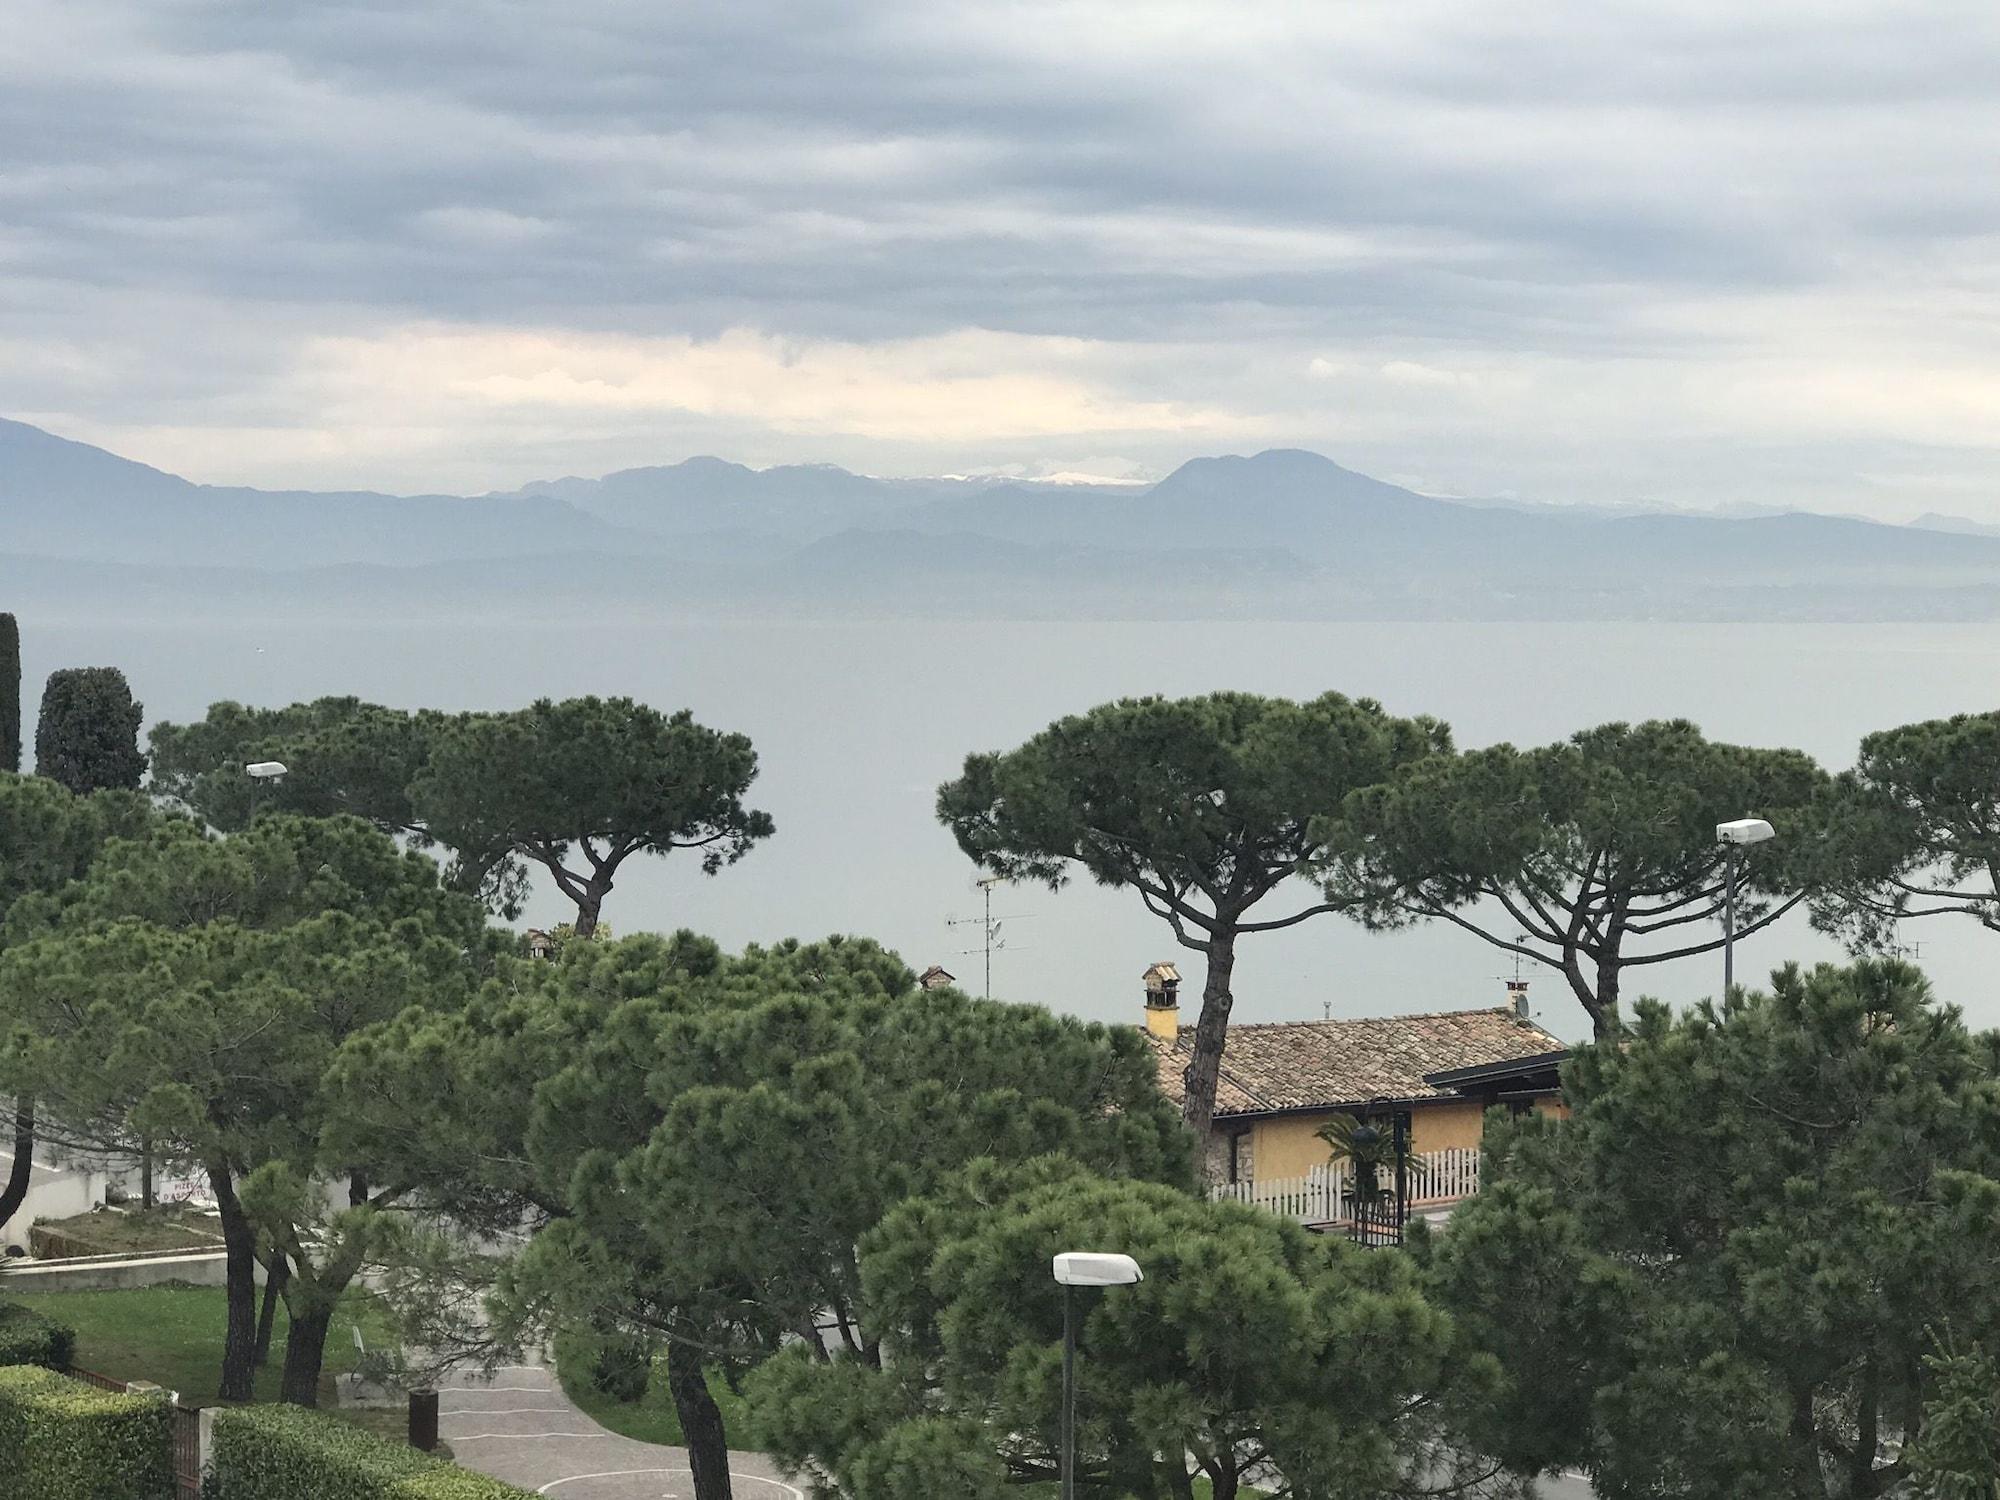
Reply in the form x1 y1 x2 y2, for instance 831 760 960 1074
946 877 1028 1000
1494 935 1533 1019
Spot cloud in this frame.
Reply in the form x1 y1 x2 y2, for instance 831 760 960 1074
7 1 2000 511
306 323 1243 443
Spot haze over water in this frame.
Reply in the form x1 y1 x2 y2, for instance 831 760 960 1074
26 610 1999 1040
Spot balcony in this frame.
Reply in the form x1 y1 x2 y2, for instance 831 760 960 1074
1210 1146 1480 1237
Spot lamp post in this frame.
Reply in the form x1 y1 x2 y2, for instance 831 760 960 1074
1052 1251 1143 1500
1716 817 1775 995
244 760 288 822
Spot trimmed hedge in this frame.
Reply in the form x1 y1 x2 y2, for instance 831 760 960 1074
0 1297 77 1369
210 1402 536 1499
0 1363 174 1500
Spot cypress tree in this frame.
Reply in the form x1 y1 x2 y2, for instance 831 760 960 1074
36 666 144 793
0 613 17 774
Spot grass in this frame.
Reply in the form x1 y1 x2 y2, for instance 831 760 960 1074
33 1205 223 1255
551 1329 755 1447
3 1282 399 1414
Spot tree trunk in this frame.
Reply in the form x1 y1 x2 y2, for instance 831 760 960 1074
1592 954 1621 1040
1179 930 1238 1143
797 1318 829 1361
254 1249 290 1369
208 1165 260 1402
141 1137 154 1211
0 1098 34 1232
278 1297 333 1407
666 1335 732 1500
1563 948 1619 1040
571 882 609 939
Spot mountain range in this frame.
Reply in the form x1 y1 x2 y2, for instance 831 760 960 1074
4 416 1998 621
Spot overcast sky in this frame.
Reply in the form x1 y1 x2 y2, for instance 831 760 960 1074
8 2 2000 515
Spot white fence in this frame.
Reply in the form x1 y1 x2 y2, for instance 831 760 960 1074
1210 1147 1481 1226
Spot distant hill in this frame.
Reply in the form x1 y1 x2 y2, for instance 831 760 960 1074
0 417 647 568
1910 512 2000 539
514 456 932 540
6 418 2000 620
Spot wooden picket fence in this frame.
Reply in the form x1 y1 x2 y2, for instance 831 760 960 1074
1210 1147 1481 1228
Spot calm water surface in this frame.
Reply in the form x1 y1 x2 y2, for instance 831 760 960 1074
24 614 2000 1037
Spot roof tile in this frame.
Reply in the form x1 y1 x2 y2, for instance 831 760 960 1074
1146 1006 1566 1116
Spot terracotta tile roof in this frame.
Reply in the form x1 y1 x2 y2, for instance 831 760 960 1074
1145 1006 1567 1118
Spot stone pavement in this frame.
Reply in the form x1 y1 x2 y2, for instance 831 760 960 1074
434 1358 803 1499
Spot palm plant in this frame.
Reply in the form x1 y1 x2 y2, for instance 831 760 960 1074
1317 1110 1415 1209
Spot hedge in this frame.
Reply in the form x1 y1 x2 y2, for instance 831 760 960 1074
0 1363 174 1500
0 1297 78 1369
210 1402 537 1499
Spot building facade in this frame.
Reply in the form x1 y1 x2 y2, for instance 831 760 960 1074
1139 967 1568 1194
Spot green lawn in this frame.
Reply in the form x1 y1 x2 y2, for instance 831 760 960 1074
5 1282 397 1410
551 1329 755 1447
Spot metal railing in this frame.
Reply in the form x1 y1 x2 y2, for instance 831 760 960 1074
172 1404 201 1500
63 1364 131 1392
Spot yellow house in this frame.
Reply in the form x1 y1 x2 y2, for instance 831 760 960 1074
1138 963 1568 1194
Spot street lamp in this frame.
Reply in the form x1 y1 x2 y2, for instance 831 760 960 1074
1716 817 1775 995
244 761 288 823
1053 1252 1143 1500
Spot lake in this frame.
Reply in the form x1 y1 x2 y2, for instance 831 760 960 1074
20 611 2000 1040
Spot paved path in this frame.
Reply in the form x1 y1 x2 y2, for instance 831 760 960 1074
435 1359 803 1500
433 1356 1596 1500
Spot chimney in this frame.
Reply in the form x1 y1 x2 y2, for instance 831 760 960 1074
1506 978 1530 1020
1142 962 1182 1040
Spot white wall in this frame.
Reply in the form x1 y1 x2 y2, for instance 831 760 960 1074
0 1149 110 1253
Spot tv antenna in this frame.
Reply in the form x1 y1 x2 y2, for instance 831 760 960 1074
1492 935 1533 985
1491 935 1537 1015
946 876 1028 1000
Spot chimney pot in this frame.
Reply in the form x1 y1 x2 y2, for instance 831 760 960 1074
1142 962 1182 1040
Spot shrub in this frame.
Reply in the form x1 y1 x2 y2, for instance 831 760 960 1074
589 1330 654 1404
209 1402 536 1499
0 1363 173 1500
36 665 144 794
0 1297 78 1369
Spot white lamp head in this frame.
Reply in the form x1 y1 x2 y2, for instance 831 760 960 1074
1053 1252 1143 1287
1716 817 1775 846
245 761 290 781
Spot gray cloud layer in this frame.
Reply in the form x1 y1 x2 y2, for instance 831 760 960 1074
7 2 2000 509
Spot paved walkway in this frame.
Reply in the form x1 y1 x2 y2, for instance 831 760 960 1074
435 1358 802 1499
434 1357 1589 1500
